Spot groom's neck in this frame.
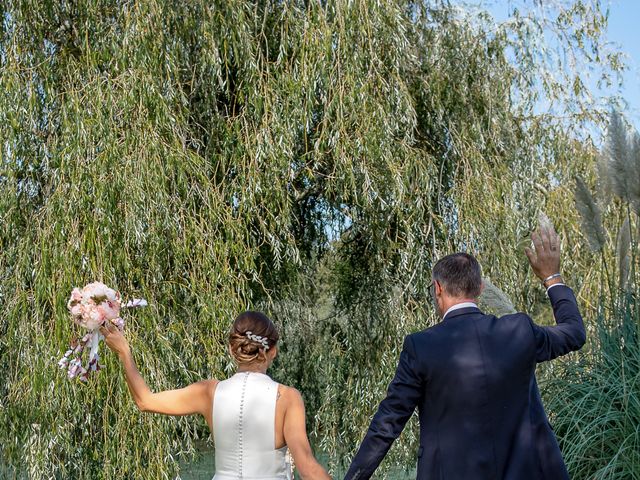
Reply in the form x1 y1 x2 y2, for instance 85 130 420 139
439 296 479 319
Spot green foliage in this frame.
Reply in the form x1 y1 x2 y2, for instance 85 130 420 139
543 294 640 480
542 112 640 480
0 0 625 478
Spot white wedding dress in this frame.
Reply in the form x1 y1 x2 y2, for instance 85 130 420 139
212 371 292 480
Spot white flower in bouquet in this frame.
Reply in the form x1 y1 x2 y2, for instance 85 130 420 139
58 282 146 381
67 282 122 330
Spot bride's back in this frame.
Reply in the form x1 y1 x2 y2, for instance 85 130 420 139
212 371 289 479
103 309 329 479
208 311 329 480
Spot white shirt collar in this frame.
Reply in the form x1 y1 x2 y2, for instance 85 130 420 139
443 301 479 319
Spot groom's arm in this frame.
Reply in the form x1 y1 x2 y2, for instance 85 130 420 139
524 219 586 363
344 335 423 480
529 284 586 362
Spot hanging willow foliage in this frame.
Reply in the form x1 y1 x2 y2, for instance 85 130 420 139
0 0 624 478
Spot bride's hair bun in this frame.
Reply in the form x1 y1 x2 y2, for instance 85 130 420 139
228 311 279 365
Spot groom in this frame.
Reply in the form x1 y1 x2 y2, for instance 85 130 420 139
344 223 586 479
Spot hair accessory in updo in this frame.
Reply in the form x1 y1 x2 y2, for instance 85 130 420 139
229 311 278 365
245 331 270 350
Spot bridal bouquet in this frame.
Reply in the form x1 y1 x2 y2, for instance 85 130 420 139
58 282 147 381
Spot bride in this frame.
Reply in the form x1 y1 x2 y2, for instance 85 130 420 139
100 310 331 480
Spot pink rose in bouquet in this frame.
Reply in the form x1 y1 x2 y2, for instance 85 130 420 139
58 282 145 381
67 282 122 330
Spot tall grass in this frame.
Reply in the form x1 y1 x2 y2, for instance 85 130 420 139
542 111 640 480
543 291 640 479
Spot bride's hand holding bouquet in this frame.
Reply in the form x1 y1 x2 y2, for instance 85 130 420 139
99 320 130 359
58 281 146 381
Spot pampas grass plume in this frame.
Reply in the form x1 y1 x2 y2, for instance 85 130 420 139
479 278 517 316
616 217 631 291
596 152 613 205
538 211 556 233
601 111 640 213
574 176 607 252
603 110 633 202
631 131 640 215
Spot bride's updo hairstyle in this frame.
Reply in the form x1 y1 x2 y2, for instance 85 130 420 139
229 311 279 365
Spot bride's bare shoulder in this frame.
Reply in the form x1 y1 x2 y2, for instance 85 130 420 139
198 378 219 397
276 384 305 406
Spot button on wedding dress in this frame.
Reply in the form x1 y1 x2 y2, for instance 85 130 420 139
212 372 292 480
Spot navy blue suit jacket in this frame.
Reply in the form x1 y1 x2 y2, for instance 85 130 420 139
344 285 586 480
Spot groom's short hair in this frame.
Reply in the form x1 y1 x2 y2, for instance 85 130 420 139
432 253 482 298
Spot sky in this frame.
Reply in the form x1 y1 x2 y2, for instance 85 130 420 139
477 0 640 131
606 0 640 128
460 0 640 131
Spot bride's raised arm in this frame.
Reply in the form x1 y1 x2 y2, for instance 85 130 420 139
100 321 216 422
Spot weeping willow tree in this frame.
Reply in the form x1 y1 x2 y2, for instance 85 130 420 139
0 0 625 478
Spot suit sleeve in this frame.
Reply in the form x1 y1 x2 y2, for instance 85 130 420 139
530 284 586 363
343 335 424 480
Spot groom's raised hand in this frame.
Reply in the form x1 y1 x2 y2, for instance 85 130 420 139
524 223 561 283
